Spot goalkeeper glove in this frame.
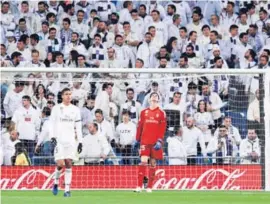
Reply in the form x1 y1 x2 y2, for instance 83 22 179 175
153 139 162 150
77 143 83 154
51 138 57 146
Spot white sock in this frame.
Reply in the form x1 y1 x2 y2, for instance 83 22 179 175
65 168 72 192
54 168 61 185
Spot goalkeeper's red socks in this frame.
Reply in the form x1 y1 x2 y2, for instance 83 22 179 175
147 166 156 189
138 162 147 188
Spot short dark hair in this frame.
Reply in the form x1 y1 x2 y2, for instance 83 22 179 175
201 24 210 31
136 58 144 65
122 109 130 116
151 10 160 15
22 95 31 101
210 30 219 37
126 88 134 94
180 27 187 32
19 18 26 24
123 21 130 26
95 109 103 115
11 51 22 59
180 55 188 62
214 56 222 63
239 32 248 39
139 4 146 10
42 107 51 117
30 34 39 42
61 88 71 95
229 24 239 31
63 17 71 25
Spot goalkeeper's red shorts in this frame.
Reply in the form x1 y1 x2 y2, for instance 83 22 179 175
139 144 163 160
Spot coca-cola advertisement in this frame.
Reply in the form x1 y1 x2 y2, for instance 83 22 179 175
0 165 262 190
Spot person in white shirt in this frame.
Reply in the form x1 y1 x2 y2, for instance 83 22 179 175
80 123 110 165
31 1 47 33
168 14 181 40
240 128 260 164
115 110 136 165
113 34 135 68
122 21 140 61
167 126 187 165
256 9 268 33
71 75 88 108
166 1 191 27
1 121 20 165
247 3 259 25
119 1 132 24
15 38 31 62
148 10 168 46
95 83 112 121
1 1 15 33
50 88 83 197
130 9 145 41
247 89 260 123
220 1 238 30
198 25 210 46
207 125 235 164
3 80 25 120
138 4 153 27
163 4 176 27
200 83 223 128
12 95 40 162
35 107 54 165
232 32 252 67
182 117 206 165
164 91 186 129
237 13 250 34
28 34 46 61
194 100 214 145
81 95 96 136
136 32 157 68
186 11 205 37
63 32 87 60
119 88 142 125
26 49 46 68
95 108 118 165
72 10 89 41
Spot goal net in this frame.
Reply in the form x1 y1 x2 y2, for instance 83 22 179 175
0 68 269 191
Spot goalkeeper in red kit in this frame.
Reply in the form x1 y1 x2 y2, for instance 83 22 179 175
134 92 166 193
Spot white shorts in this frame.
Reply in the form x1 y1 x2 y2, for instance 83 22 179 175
54 143 76 161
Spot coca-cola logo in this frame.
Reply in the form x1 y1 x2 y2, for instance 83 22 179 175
153 169 246 190
0 169 64 190
0 166 260 190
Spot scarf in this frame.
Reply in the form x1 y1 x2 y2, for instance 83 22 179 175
92 44 105 60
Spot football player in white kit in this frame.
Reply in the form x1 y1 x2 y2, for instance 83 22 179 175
50 88 83 197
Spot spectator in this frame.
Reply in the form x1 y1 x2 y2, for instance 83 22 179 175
201 82 223 128
167 126 187 165
35 107 54 165
80 123 110 165
119 88 141 125
1 121 20 165
12 95 40 162
182 116 206 165
12 142 31 166
3 80 25 120
81 95 96 136
194 100 214 145
207 125 235 165
240 128 260 164
24 73 36 97
95 83 112 121
32 84 47 111
115 110 136 165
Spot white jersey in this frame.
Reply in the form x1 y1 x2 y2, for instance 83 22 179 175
115 122 136 146
167 136 187 165
50 103 83 146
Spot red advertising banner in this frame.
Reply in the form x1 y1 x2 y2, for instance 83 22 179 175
0 165 262 190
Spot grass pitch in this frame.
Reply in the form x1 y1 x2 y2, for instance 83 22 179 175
1 190 270 204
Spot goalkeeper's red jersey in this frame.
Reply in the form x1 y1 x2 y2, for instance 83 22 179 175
136 107 167 145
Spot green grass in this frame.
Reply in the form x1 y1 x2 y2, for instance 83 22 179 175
1 190 270 204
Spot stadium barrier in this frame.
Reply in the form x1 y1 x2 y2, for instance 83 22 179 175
0 165 262 190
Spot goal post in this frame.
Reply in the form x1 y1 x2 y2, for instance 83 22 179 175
0 68 269 191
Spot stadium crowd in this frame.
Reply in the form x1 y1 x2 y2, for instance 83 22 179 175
0 0 269 166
